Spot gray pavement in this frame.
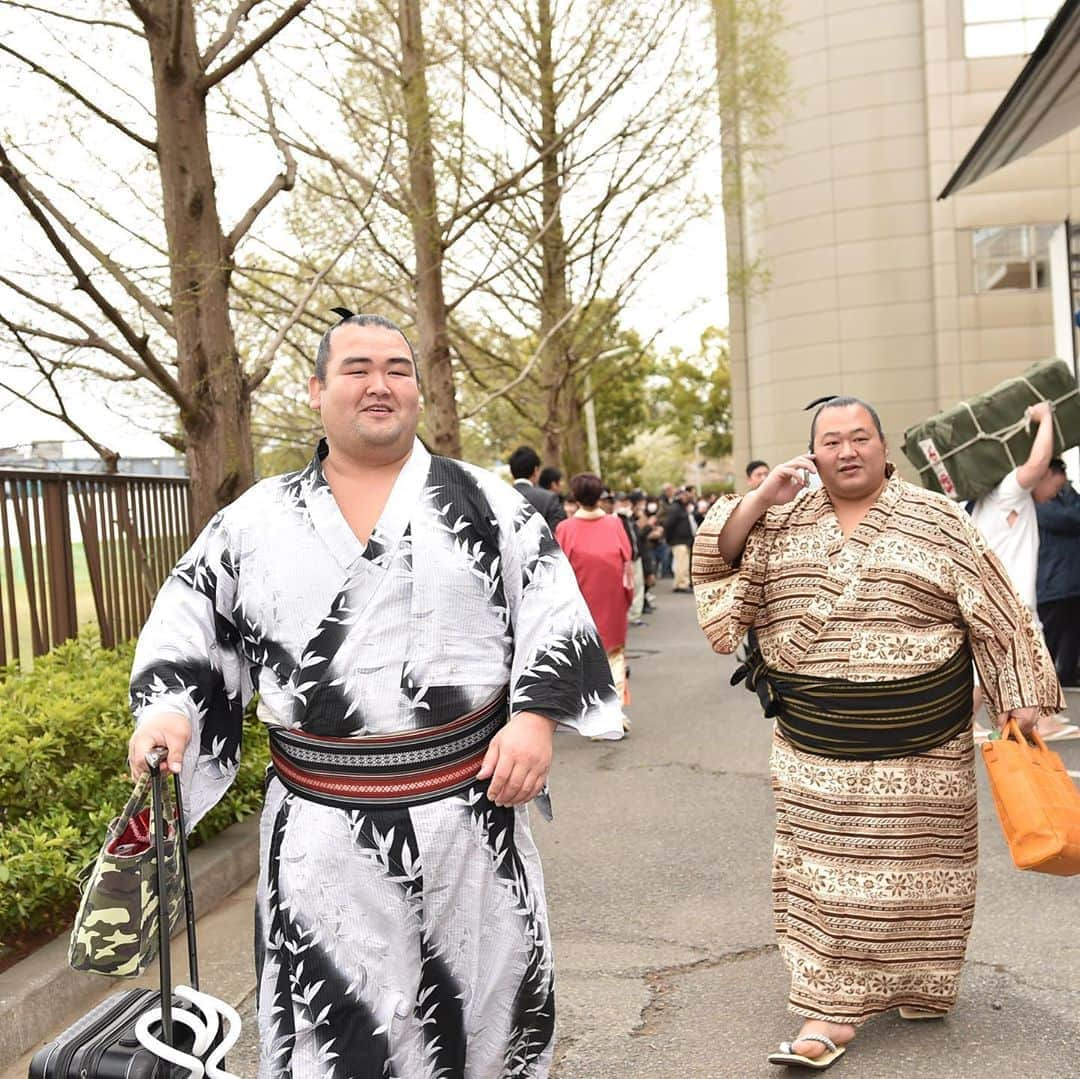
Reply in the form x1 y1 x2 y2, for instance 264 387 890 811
8 589 1080 1077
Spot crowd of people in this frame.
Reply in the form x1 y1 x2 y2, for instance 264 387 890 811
507 444 727 730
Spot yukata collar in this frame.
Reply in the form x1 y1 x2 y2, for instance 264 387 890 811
303 436 431 571
775 462 903 670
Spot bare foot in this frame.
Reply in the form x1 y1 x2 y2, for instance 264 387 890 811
791 1019 856 1059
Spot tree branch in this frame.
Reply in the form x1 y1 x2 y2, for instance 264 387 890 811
0 43 157 152
0 141 189 412
0 317 145 372
245 221 366 393
8 157 175 336
0 2 141 35
201 0 264 69
0 318 120 470
461 300 584 420
199 0 314 90
224 63 297 259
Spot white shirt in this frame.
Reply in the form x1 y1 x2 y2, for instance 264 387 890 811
970 468 1039 612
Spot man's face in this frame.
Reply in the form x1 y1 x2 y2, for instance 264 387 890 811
309 324 420 458
1033 470 1067 503
811 404 888 502
747 465 769 489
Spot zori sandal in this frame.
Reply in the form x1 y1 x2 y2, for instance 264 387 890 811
767 1033 846 1069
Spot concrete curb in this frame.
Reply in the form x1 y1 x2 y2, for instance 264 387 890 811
0 815 260 1068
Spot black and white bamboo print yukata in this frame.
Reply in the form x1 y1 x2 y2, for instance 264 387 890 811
130 438 623 1078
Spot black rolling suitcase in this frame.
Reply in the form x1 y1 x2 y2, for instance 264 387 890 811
30 755 224 1078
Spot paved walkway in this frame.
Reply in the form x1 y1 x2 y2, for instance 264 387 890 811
11 589 1080 1076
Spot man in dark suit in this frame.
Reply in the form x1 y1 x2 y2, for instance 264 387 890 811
509 445 567 532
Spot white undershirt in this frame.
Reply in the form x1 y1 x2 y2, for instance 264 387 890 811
970 468 1039 613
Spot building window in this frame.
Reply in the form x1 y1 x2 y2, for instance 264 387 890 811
972 224 1054 291
963 0 1056 58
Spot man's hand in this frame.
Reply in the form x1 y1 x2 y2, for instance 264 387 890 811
1026 400 1053 426
755 455 819 509
128 712 192 780
995 706 1038 737
476 711 556 807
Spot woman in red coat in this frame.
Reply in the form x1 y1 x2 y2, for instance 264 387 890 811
555 473 634 727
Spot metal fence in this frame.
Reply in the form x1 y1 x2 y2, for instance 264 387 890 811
0 470 192 668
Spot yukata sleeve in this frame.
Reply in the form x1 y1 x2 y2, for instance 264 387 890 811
129 511 253 828
691 495 768 654
947 510 1064 719
501 504 624 739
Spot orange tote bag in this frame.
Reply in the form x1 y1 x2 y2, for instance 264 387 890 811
981 720 1080 876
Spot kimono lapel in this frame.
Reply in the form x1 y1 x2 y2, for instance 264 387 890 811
303 441 364 572
366 438 431 565
302 438 431 571
293 439 432 733
775 468 903 671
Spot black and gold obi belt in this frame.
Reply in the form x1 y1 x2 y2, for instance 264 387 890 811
268 689 508 809
732 642 973 760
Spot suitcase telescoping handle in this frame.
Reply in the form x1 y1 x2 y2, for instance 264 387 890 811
147 745 199 1050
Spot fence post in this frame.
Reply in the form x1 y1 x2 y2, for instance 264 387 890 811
42 476 78 649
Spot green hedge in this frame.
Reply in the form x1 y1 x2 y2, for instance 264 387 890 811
0 632 268 947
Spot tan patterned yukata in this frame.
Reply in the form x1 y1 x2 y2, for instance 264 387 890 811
693 466 1063 1025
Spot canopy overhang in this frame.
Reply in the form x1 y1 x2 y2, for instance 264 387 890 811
938 0 1080 200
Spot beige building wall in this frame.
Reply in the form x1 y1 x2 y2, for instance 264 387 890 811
730 0 1080 478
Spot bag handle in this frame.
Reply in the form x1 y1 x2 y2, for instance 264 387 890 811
1001 719 1050 755
147 746 200 1049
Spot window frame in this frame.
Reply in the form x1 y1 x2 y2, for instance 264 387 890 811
961 0 1055 59
970 224 1054 294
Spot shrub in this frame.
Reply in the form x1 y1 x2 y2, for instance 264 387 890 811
0 631 267 946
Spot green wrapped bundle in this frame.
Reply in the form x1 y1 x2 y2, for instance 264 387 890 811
902 359 1080 501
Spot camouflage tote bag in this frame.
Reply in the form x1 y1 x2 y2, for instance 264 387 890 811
68 753 183 977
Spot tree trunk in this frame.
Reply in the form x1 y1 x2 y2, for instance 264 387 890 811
561 390 587 475
712 0 752 474
143 1 253 530
536 0 575 472
398 0 462 460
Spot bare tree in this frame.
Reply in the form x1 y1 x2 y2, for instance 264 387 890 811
0 0 312 525
462 0 716 471
231 0 505 459
241 0 714 474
